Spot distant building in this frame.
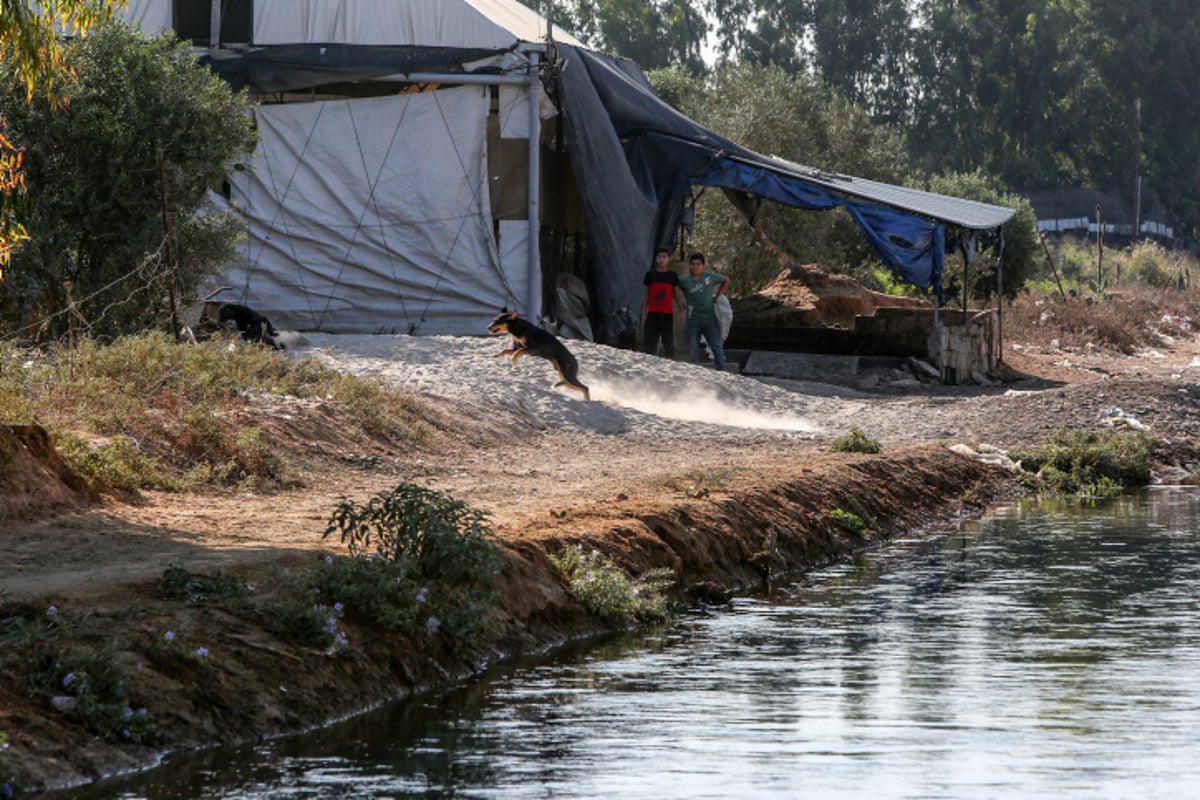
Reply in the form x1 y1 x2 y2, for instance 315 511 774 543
1024 187 1177 245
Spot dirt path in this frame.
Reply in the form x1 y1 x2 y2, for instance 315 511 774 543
5 333 1198 606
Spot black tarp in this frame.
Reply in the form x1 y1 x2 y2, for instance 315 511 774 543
204 44 506 94
553 45 1014 342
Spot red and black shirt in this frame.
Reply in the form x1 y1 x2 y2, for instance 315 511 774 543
644 269 680 314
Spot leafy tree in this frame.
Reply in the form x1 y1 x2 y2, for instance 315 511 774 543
0 0 119 99
1073 0 1200 240
925 170 1038 305
907 0 1200 240
519 0 708 71
649 62 916 293
1 0 123 274
907 0 1097 191
0 23 256 340
808 0 915 126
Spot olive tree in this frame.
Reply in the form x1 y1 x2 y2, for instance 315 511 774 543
650 62 915 293
925 170 1037 305
0 22 256 339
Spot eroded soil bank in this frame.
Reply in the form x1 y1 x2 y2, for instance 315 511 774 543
3 446 1017 793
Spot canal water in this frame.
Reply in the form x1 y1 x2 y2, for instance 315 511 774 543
64 486 1200 799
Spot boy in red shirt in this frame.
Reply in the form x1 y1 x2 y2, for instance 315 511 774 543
641 247 684 358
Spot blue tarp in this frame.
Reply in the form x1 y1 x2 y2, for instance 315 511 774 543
700 159 946 297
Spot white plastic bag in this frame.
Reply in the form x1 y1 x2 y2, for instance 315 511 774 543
715 294 733 342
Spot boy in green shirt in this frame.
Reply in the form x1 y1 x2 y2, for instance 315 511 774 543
678 252 730 371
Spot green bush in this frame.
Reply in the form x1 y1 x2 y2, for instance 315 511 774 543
1123 240 1175 287
1009 429 1154 496
159 565 252 603
831 427 881 454
53 431 180 493
926 170 1038 303
829 508 868 534
0 605 157 745
0 22 256 339
548 545 675 626
323 484 503 654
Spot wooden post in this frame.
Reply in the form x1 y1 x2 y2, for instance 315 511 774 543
1038 231 1068 301
157 149 180 342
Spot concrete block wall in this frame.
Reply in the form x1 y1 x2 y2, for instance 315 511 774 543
927 310 999 384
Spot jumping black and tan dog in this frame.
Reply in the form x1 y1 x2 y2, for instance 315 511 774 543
487 309 589 400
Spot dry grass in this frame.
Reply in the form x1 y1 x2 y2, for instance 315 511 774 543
0 331 434 494
1003 285 1200 355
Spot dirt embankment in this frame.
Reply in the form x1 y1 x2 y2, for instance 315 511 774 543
2 439 1017 793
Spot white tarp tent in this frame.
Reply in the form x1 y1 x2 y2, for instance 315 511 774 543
233 86 518 334
121 0 578 334
122 0 582 49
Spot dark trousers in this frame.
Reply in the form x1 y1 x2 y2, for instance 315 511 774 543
643 312 675 358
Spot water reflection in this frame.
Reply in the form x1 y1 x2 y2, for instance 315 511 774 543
62 487 1200 799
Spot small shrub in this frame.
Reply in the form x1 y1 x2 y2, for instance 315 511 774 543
654 466 733 495
0 605 157 745
52 431 179 493
325 483 499 579
232 426 285 484
1009 429 1154 496
323 484 503 654
1124 240 1174 287
547 545 675 625
829 508 868 534
146 628 213 671
178 403 231 462
159 565 252 602
831 427 881 454
253 588 347 651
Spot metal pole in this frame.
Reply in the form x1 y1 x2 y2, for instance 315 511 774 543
209 0 222 55
526 50 542 321
996 227 1005 365
379 72 532 86
1133 97 1142 243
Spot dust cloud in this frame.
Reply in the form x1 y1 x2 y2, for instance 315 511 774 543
588 378 820 433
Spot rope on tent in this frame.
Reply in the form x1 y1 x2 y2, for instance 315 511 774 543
313 95 416 332
241 102 328 329
309 87 517 334
409 88 520 331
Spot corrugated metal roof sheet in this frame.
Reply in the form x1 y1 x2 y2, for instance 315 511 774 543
747 154 1016 231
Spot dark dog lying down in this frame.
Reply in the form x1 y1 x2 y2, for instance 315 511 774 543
218 303 285 350
487 309 589 400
